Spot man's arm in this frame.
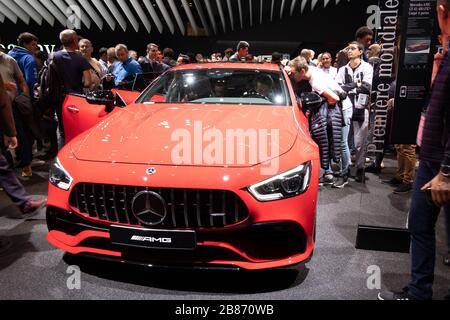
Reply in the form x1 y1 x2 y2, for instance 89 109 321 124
321 88 340 106
14 64 29 96
421 59 450 206
0 73 18 148
23 55 38 93
83 70 92 88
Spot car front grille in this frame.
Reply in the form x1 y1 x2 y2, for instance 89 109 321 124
69 183 249 229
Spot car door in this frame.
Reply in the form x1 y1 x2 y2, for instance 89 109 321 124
62 90 140 144
62 94 114 143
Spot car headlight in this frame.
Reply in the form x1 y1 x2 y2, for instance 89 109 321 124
49 158 73 191
248 161 312 202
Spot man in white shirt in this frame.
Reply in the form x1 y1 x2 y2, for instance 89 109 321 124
336 41 373 184
288 56 345 184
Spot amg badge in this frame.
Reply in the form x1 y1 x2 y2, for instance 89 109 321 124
131 235 172 243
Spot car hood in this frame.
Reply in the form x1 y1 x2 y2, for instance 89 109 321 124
72 104 299 167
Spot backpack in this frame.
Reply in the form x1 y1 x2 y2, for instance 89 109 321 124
34 53 66 115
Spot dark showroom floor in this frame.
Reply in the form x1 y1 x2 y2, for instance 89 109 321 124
0 159 449 300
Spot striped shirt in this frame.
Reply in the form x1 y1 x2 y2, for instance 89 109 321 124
420 49 450 166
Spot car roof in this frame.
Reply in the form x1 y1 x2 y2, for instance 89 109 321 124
173 62 282 72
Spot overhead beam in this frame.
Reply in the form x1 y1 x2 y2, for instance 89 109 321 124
249 0 253 27
238 0 243 28
13 0 43 25
301 0 308 13
38 0 68 27
91 0 116 30
193 0 210 35
77 0 103 30
156 0 175 34
26 0 55 26
117 0 140 32
0 1 18 23
181 0 199 36
0 0 30 24
260 0 263 24
168 0 186 35
215 0 227 32
130 0 152 33
52 0 76 28
226 0 234 31
204 0 217 34
143 0 164 34
311 0 319 10
270 0 274 21
280 0 286 19
64 0 92 29
290 0 298 15
104 0 127 31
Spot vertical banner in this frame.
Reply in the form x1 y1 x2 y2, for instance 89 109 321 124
367 0 402 155
391 0 439 144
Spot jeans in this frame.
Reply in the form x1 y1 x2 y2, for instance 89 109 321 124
353 109 369 170
408 161 450 300
13 109 33 168
341 107 353 176
0 146 30 207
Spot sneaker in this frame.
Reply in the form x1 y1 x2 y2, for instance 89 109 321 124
444 253 450 266
393 183 412 194
382 177 403 186
378 288 415 300
332 175 349 189
20 198 47 218
319 174 335 186
21 165 32 177
354 169 365 183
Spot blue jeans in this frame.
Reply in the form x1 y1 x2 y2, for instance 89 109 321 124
341 107 352 176
324 107 352 176
408 161 450 300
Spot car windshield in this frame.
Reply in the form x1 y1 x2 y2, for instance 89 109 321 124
137 68 292 106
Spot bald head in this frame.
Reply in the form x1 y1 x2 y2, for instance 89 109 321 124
60 29 77 49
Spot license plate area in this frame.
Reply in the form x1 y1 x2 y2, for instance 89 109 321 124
110 225 196 250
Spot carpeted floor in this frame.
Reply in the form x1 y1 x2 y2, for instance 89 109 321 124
0 159 448 300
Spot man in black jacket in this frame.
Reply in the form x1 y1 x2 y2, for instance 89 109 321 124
379 0 450 300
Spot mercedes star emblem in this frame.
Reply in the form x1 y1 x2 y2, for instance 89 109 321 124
146 167 157 175
131 191 167 226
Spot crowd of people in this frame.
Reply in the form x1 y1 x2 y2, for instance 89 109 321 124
1 1 450 299
0 25 419 207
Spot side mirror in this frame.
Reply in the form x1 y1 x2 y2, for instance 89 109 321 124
300 92 323 111
86 90 116 112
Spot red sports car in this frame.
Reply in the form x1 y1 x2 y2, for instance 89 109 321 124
46 63 320 270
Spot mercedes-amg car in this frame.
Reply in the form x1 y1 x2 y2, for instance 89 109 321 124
46 63 320 270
